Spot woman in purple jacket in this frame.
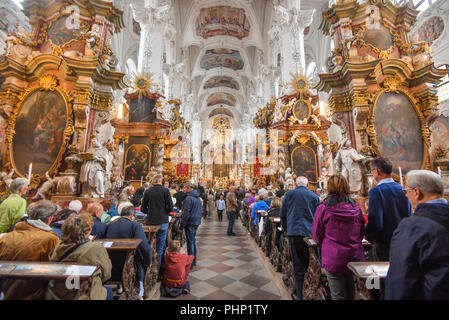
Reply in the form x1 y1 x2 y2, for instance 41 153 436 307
312 174 365 300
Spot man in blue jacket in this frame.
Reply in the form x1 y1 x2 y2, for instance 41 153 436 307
280 176 320 300
181 183 202 267
366 158 411 261
106 205 151 299
386 170 449 299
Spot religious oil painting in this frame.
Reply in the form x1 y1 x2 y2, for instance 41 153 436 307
196 6 250 40
374 92 423 174
47 16 81 46
291 146 318 183
430 115 449 164
11 90 68 177
129 96 156 123
363 24 394 51
293 100 311 122
204 76 240 90
418 16 444 45
123 144 151 181
200 48 244 71
207 92 236 106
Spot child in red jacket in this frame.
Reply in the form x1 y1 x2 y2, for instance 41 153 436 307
161 240 194 297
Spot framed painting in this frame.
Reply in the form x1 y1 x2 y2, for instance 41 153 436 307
293 100 311 122
290 145 318 183
46 16 82 46
8 78 73 182
363 24 394 51
370 90 426 174
430 115 449 163
123 144 151 181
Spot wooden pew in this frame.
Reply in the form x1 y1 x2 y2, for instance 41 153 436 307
0 261 98 300
302 237 328 300
281 230 295 296
268 217 282 272
141 225 159 297
95 238 141 300
259 211 269 250
347 261 389 300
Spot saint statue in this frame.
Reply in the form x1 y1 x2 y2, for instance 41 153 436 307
334 138 366 193
80 137 108 198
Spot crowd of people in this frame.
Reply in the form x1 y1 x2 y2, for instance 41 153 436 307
0 156 448 300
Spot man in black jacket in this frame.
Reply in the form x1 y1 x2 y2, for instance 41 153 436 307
173 184 186 209
181 183 202 267
106 205 151 299
386 170 449 300
141 174 173 273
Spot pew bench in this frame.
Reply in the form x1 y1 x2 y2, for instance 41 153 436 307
95 238 141 300
0 261 98 300
302 237 329 300
347 261 389 300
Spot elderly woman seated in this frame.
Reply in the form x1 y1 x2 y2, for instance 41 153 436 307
45 213 113 300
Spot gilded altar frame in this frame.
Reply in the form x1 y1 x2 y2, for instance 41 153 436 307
366 80 431 173
5 75 74 186
292 99 312 124
123 144 152 182
290 145 319 184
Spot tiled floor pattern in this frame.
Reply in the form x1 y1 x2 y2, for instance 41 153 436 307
160 213 283 300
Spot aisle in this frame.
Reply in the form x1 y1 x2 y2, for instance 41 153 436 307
160 212 283 300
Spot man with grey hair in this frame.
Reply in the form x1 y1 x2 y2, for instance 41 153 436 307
0 200 59 299
386 170 449 299
0 177 28 234
280 175 320 300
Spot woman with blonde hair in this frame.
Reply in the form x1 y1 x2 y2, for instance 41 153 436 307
312 174 365 300
45 213 113 300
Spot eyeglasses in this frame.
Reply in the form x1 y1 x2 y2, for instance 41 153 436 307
402 187 414 195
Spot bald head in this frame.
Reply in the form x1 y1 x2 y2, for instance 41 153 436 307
87 202 103 219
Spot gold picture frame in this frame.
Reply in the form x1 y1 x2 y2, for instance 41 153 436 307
5 75 74 186
290 145 319 184
123 144 152 182
367 80 430 175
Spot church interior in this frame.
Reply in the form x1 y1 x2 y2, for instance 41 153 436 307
0 0 448 302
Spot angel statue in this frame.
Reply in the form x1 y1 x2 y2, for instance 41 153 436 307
80 137 108 198
284 167 295 190
0 169 14 189
334 138 366 193
157 99 173 122
33 171 57 200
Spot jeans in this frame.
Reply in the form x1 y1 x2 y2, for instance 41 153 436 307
185 226 199 264
156 223 169 271
217 210 223 221
227 211 236 234
105 286 113 300
288 236 309 300
325 270 355 300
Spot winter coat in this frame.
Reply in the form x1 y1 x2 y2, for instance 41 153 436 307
181 190 202 229
251 201 270 225
163 251 194 288
386 202 449 300
0 220 59 299
46 241 112 300
92 216 107 238
312 195 365 274
105 217 151 282
141 184 173 225
280 186 320 237
226 192 239 212
207 194 216 214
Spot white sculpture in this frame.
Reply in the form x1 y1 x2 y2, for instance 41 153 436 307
80 137 108 198
33 171 56 200
334 138 366 193
157 99 173 121
0 169 14 189
284 167 295 190
319 167 330 195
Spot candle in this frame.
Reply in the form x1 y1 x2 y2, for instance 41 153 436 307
27 163 32 185
319 180 322 189
140 176 143 186
398 166 403 186
438 167 442 177
120 178 123 188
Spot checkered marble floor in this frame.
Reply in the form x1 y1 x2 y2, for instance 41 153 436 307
159 213 283 300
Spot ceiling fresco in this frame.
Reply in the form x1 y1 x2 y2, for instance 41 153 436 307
196 6 250 40
207 92 236 106
209 108 234 118
204 76 240 90
200 48 244 71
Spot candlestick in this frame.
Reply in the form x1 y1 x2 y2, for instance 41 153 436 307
398 166 403 186
438 167 442 177
27 163 32 185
